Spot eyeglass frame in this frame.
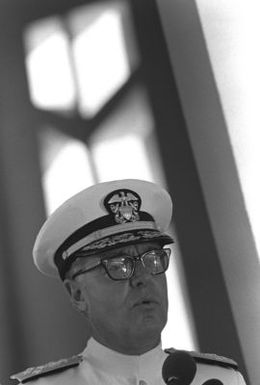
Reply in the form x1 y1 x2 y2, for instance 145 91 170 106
71 247 171 281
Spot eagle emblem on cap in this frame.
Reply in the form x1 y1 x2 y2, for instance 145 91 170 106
104 189 141 224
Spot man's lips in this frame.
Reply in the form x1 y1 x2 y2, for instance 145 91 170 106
132 298 158 307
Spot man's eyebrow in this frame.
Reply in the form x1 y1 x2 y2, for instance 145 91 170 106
100 250 127 259
101 246 162 259
72 255 100 270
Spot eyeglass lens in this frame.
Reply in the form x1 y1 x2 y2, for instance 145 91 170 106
103 249 170 280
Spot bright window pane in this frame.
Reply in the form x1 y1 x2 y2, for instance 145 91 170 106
71 2 131 117
165 248 196 350
24 18 76 111
92 134 154 182
40 130 94 214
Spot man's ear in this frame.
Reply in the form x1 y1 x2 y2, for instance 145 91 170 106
63 278 89 316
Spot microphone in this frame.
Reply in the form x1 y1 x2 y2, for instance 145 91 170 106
202 381 223 385
162 351 197 385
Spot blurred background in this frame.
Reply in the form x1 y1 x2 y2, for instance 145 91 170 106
0 0 259 384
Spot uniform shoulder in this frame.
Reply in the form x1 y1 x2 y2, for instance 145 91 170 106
164 348 238 370
10 355 83 383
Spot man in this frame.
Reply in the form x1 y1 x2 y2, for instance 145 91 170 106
11 179 246 384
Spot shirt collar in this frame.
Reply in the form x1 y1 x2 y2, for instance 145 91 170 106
82 337 167 382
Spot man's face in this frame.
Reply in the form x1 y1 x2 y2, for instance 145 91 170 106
65 241 169 354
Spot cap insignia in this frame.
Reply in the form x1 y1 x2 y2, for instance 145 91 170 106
104 189 141 224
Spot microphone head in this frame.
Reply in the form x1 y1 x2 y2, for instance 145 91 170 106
202 380 223 385
162 350 197 385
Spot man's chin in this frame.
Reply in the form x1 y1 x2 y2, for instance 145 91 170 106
133 317 166 340
134 307 167 328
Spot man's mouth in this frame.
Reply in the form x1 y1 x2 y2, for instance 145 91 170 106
133 298 157 307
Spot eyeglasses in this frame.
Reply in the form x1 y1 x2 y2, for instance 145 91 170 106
72 248 171 281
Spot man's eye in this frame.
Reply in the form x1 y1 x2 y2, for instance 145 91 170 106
108 259 126 271
107 258 132 278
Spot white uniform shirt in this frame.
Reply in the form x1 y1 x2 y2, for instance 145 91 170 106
11 338 247 385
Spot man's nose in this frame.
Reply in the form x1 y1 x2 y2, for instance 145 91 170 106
130 259 151 287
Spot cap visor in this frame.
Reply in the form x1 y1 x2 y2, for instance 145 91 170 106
78 229 174 255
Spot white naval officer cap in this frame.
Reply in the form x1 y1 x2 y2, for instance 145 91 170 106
33 179 174 279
